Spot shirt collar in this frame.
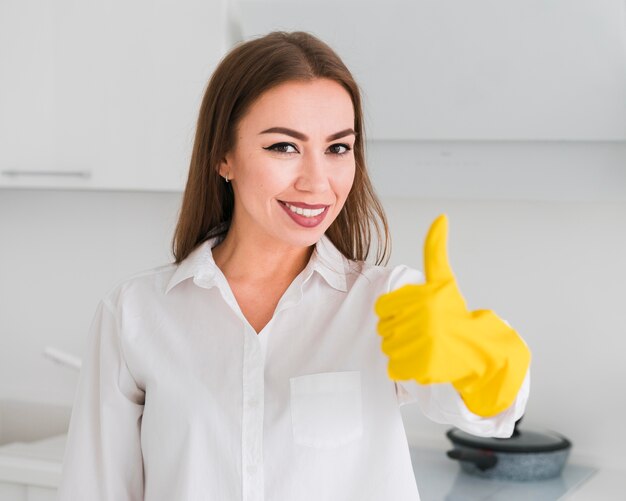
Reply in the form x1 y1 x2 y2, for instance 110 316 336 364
165 234 349 295
310 234 349 292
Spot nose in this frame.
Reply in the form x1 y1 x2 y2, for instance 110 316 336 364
294 151 330 193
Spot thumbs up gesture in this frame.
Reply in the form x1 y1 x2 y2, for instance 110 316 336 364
374 214 531 417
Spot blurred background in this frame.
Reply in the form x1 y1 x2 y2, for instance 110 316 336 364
1 0 625 499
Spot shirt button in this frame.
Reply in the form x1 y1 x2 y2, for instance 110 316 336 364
247 464 257 474
249 398 258 408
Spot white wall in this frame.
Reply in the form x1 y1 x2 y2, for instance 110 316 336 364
0 190 181 404
1 189 624 470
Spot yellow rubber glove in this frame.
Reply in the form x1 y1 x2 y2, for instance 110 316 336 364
374 214 531 417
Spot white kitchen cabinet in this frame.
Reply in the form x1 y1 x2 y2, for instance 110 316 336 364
238 0 626 142
0 0 228 191
366 140 626 201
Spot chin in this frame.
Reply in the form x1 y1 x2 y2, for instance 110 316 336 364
282 231 326 249
273 223 331 248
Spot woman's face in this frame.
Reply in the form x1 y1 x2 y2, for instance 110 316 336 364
220 78 356 250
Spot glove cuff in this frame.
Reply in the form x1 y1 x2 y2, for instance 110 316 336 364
452 311 531 417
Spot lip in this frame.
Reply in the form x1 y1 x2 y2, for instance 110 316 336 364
278 200 330 228
279 200 330 210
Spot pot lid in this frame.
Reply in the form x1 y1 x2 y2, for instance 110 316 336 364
446 418 571 453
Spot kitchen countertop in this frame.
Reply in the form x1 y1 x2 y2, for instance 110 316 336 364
0 434 622 499
0 434 64 487
409 445 623 500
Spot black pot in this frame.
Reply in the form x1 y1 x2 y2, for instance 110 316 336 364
446 417 572 481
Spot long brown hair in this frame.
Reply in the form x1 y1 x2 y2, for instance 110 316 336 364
172 31 390 265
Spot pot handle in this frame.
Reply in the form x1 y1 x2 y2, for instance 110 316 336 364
446 449 498 471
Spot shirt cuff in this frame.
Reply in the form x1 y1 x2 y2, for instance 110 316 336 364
395 367 530 438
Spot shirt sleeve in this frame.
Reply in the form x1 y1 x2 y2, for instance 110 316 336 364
58 299 145 500
395 368 529 438
386 264 530 438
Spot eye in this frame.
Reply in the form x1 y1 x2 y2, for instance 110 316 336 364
263 142 299 154
328 143 352 156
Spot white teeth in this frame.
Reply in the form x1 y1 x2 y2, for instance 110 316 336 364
284 202 325 217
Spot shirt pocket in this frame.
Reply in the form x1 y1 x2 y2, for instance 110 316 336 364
289 370 363 448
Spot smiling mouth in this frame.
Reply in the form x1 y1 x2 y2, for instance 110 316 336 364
278 200 330 217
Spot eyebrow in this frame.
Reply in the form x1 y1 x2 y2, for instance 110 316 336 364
259 127 356 142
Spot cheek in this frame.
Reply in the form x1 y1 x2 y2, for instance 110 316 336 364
241 160 283 194
335 164 356 200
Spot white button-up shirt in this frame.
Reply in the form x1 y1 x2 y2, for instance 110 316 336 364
58 234 529 501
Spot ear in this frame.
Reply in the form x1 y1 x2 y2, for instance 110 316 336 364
218 153 233 180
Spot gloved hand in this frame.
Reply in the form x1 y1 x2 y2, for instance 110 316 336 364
374 214 531 417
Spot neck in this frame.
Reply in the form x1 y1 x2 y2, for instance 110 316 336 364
211 226 315 285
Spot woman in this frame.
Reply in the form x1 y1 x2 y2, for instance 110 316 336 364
59 31 530 500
